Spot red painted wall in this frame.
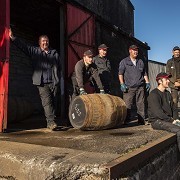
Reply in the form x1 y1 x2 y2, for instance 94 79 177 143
0 0 10 132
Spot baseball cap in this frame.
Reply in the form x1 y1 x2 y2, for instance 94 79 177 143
173 46 180 51
98 44 108 49
84 50 93 56
156 72 172 81
129 45 139 50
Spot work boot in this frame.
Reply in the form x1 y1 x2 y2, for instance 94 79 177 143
138 119 145 125
47 121 58 130
123 113 131 125
137 115 146 125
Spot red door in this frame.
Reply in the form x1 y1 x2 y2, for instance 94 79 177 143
66 3 95 93
0 0 10 132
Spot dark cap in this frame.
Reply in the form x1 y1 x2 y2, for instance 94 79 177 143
129 45 139 50
98 44 108 49
83 50 93 56
156 72 172 81
173 46 180 51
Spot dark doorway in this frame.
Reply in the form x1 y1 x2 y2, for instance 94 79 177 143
9 0 64 131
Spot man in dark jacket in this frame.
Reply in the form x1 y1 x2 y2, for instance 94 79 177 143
148 72 180 151
166 46 180 120
93 44 111 93
71 50 105 98
119 45 150 125
9 29 61 130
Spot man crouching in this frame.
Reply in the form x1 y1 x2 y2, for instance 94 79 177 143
71 50 105 99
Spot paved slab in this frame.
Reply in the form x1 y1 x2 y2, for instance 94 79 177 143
0 115 173 179
1 121 170 155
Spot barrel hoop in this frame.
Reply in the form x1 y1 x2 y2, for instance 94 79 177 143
81 94 106 130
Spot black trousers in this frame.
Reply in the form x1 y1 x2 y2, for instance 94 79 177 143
37 83 58 125
99 73 111 94
151 120 180 151
123 86 145 121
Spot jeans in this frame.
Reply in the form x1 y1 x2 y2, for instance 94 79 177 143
37 83 58 125
151 119 180 151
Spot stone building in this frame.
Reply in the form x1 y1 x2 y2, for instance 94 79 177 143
0 0 150 130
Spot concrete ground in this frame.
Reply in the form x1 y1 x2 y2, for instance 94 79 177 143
0 114 172 179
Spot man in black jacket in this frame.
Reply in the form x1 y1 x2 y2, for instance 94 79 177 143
9 29 61 130
71 50 105 98
93 44 111 93
148 72 180 150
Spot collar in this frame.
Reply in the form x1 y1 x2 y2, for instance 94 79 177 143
39 47 51 54
98 55 106 59
173 57 180 62
126 56 138 65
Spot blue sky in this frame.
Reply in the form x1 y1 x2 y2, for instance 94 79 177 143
130 0 180 63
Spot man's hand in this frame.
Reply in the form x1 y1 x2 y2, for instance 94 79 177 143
146 83 151 92
174 81 180 87
100 89 105 94
120 83 128 92
79 88 87 95
172 119 180 126
9 28 15 40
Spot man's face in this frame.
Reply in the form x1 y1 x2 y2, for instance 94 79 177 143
173 50 180 58
39 37 49 51
159 78 170 88
129 49 138 59
84 55 93 65
99 48 107 57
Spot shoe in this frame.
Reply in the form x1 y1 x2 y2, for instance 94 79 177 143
124 120 131 125
47 121 58 130
138 119 145 125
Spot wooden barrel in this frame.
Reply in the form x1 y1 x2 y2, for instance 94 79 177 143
8 97 34 123
69 94 127 130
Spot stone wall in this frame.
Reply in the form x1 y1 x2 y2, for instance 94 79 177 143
121 144 180 179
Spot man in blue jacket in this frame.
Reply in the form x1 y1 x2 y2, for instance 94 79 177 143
119 45 150 125
9 29 61 130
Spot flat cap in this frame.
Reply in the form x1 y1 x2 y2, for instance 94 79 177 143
173 46 180 51
83 50 93 56
98 44 108 49
129 45 139 50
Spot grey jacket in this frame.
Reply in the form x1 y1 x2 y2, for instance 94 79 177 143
93 55 111 74
13 37 60 86
71 59 103 89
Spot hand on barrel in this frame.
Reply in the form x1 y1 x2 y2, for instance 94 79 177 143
100 89 105 94
120 83 128 93
172 119 180 126
79 88 87 95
